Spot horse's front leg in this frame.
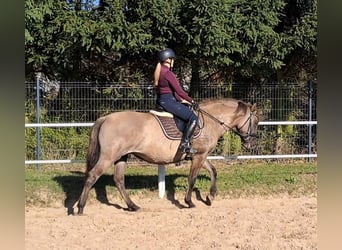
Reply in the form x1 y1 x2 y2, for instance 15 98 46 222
184 156 205 208
114 158 140 211
203 160 217 206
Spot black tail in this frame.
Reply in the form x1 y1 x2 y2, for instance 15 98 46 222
85 116 106 175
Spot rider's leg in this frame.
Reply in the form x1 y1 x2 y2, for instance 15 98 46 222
178 115 198 154
158 94 199 155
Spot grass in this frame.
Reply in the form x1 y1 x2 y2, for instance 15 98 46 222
25 160 317 207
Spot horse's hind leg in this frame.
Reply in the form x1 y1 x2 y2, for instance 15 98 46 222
203 160 217 206
77 158 112 215
114 157 140 211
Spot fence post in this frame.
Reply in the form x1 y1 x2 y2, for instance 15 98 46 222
158 165 166 198
308 80 313 162
36 73 41 170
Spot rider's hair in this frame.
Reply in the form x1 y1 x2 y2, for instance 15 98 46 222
153 62 161 86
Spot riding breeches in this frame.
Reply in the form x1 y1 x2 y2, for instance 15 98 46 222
156 94 198 123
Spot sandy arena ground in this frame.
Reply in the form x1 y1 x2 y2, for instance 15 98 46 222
25 193 317 250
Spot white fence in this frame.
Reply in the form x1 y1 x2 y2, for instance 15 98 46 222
25 81 317 166
24 120 317 165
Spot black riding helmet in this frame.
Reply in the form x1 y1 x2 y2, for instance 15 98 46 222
158 48 175 62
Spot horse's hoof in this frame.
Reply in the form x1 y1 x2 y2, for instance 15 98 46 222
188 203 195 208
185 200 196 208
77 207 84 215
205 195 213 206
127 205 141 212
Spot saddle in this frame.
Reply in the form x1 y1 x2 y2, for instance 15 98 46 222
149 106 201 140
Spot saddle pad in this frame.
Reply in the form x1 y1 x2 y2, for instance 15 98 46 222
149 109 173 118
152 114 201 140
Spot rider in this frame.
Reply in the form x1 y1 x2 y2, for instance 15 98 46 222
153 48 199 156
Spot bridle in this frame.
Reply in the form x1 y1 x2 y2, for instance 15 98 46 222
197 108 258 141
236 112 259 141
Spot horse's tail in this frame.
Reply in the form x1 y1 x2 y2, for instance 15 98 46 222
86 116 107 175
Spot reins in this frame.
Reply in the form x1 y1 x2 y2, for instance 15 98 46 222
197 107 257 139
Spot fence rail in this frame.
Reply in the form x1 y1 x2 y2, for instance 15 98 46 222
25 80 317 165
24 121 317 165
24 121 318 127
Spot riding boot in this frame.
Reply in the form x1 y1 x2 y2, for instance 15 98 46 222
178 120 198 156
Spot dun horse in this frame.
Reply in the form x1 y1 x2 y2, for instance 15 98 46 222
77 98 260 214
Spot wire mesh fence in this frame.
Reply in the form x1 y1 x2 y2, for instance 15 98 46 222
25 80 317 163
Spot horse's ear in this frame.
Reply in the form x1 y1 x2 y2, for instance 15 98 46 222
250 103 257 112
237 101 247 115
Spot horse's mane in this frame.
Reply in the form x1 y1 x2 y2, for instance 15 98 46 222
200 98 226 104
200 98 250 113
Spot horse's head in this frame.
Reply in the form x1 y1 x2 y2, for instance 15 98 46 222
235 102 260 150
198 98 260 150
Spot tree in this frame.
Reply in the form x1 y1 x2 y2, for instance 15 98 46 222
25 0 317 83
276 0 317 81
25 0 156 81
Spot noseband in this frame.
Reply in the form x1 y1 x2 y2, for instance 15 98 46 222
198 108 258 140
236 112 258 141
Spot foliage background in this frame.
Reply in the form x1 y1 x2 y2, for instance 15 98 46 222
25 0 317 84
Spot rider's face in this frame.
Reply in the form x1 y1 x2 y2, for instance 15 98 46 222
170 58 174 68
164 58 174 68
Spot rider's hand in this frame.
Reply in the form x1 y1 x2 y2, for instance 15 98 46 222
192 101 199 110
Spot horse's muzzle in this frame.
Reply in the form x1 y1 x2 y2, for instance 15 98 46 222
241 134 258 150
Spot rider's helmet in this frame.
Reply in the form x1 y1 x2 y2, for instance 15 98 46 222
158 48 175 62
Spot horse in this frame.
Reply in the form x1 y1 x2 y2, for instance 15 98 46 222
76 98 260 215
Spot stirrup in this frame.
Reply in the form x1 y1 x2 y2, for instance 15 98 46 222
178 142 197 154
184 147 197 154
184 153 193 161
184 147 197 160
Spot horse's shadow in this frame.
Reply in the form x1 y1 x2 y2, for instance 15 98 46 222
53 171 211 214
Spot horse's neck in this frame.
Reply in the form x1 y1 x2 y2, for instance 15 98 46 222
201 102 238 130
204 101 237 119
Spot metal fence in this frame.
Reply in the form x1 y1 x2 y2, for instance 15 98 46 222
25 79 317 164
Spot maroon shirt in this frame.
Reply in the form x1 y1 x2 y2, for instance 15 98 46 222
157 65 193 103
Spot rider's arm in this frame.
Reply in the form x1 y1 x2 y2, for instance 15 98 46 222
166 72 194 104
